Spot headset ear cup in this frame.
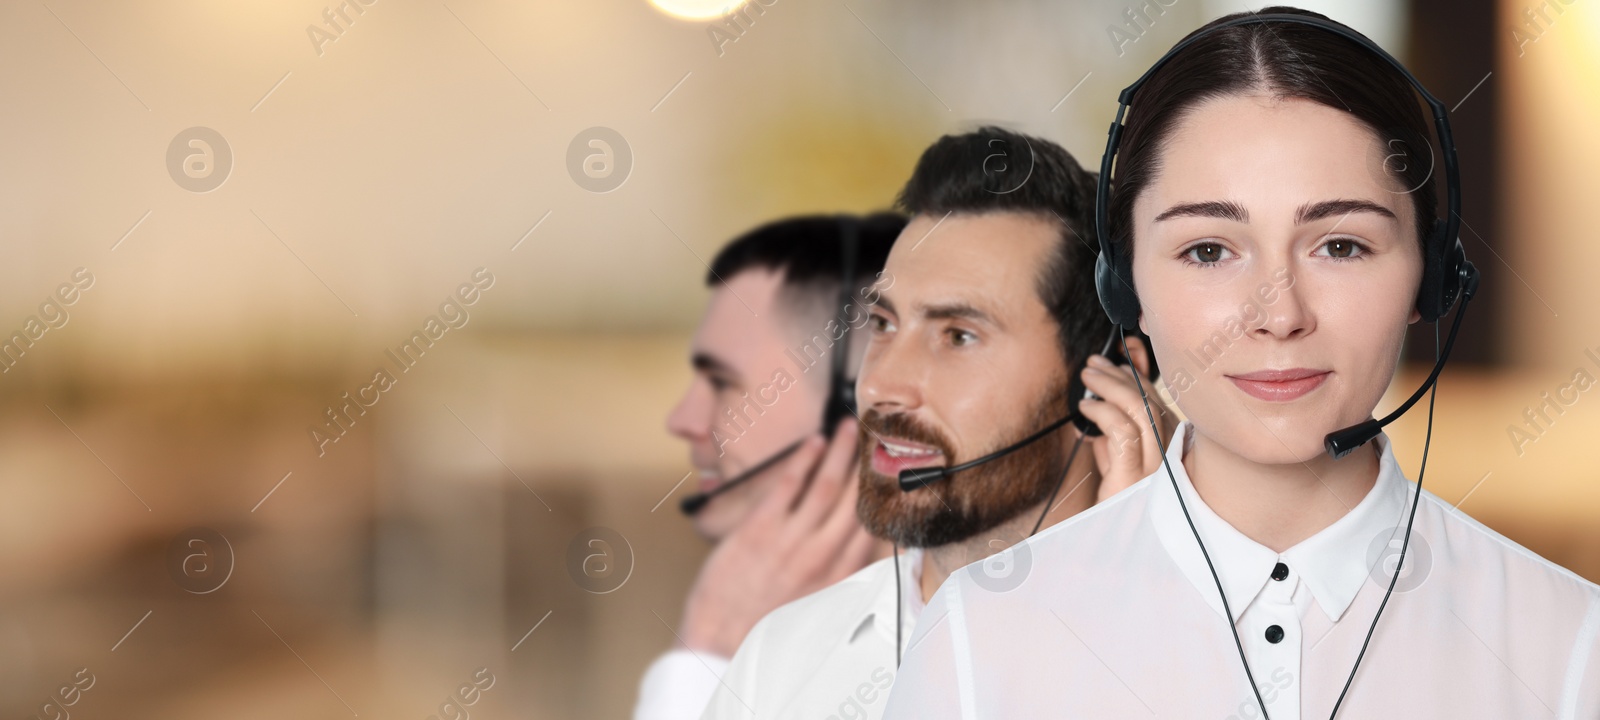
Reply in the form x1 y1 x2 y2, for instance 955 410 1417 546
1095 252 1140 327
1415 219 1448 322
1438 237 1467 317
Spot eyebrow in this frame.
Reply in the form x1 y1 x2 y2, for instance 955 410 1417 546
923 302 1002 329
691 352 739 381
1153 200 1250 223
873 293 1002 329
1295 198 1397 225
1152 198 1398 226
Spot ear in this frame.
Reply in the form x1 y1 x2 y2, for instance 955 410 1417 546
1408 307 1422 324
1124 335 1154 380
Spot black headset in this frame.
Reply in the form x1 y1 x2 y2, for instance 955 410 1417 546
1095 12 1480 719
679 217 863 515
1094 12 1479 461
822 217 862 438
894 328 1128 490
891 327 1118 666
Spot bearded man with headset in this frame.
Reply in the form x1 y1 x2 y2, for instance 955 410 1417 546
699 126 1175 720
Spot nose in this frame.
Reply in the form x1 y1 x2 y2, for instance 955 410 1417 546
667 375 713 442
1251 266 1313 340
856 330 927 415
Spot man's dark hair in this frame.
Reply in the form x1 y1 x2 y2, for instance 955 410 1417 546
895 126 1111 372
707 213 907 326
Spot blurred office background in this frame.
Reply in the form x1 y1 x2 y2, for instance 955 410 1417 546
0 0 1596 717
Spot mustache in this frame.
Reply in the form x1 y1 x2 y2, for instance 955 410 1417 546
859 409 954 465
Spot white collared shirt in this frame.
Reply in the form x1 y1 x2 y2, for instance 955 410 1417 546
884 422 1600 719
700 548 925 720
633 649 729 720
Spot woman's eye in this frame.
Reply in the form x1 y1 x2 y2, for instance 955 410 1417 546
1183 242 1232 265
1319 237 1367 260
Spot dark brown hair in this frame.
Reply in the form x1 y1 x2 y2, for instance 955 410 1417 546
896 126 1109 373
1108 6 1436 275
708 212 906 325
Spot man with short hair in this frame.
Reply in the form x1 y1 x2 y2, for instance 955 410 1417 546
699 127 1174 720
634 214 907 720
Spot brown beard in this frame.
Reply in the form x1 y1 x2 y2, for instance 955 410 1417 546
855 381 1071 548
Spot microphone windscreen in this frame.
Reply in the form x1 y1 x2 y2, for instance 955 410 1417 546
1324 419 1382 460
679 493 709 516
898 466 947 491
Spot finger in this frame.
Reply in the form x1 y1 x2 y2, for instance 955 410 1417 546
1082 362 1169 471
746 435 827 526
1088 431 1141 503
1122 338 1180 427
1110 356 1170 473
1089 433 1141 502
1078 397 1142 479
789 470 865 588
1090 435 1112 485
1078 399 1137 459
1088 348 1168 425
1083 366 1162 455
790 418 860 531
1081 363 1154 423
816 459 864 542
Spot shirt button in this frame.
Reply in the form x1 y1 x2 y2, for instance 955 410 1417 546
1265 625 1285 644
1271 562 1289 581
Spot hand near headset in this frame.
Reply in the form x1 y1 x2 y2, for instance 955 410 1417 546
678 418 877 659
1077 336 1176 502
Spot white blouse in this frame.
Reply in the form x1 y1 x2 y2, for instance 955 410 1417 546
884 422 1600 719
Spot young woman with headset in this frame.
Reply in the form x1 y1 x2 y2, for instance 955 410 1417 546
882 8 1600 719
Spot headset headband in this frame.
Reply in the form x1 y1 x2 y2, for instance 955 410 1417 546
822 216 859 437
1094 12 1464 325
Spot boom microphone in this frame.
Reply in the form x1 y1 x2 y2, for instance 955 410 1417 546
897 328 1132 491
678 438 806 515
1323 263 1478 459
897 415 1073 491
679 215 866 517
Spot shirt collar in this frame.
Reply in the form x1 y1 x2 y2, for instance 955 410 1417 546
1149 421 1411 623
844 546 924 650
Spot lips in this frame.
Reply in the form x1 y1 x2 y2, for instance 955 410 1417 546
1225 368 1331 402
871 436 947 479
695 468 722 493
